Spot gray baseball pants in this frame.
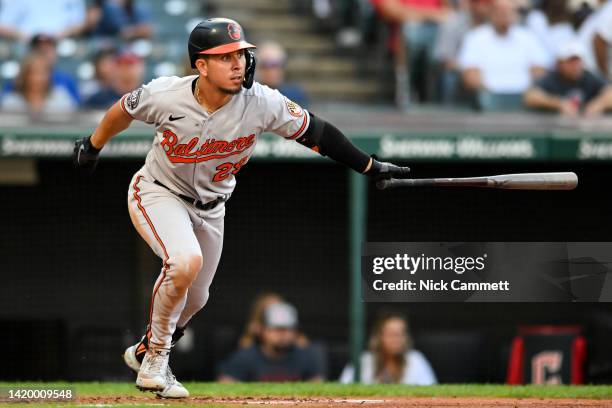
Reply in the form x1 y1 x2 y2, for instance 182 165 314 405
127 168 224 349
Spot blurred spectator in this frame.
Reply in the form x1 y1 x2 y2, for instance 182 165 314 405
80 47 119 100
593 3 612 78
1 35 81 105
2 34 81 105
238 292 285 349
434 0 493 103
525 0 576 64
0 52 77 115
85 0 152 40
0 0 86 42
256 41 309 107
218 302 324 382
577 0 612 76
458 0 548 109
524 40 612 117
30 34 81 104
238 292 309 349
85 51 144 109
370 0 451 102
339 313 436 384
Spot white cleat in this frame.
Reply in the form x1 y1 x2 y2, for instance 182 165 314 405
136 348 170 391
156 367 189 399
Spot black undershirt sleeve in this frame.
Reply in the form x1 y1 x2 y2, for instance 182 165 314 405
295 112 371 173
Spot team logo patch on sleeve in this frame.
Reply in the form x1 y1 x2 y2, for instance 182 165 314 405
284 98 304 118
126 87 143 110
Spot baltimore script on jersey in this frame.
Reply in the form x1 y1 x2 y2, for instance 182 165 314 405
160 129 256 163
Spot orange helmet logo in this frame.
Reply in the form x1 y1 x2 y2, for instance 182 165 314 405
228 23 242 40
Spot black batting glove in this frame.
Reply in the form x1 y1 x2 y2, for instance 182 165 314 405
367 156 411 180
73 136 101 174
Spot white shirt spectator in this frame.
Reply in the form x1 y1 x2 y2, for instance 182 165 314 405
0 0 85 38
525 9 576 65
458 24 549 93
339 351 437 385
578 0 612 74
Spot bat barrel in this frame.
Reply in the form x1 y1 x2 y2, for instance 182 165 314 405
489 172 578 190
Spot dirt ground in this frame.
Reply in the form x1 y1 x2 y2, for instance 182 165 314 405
74 395 612 407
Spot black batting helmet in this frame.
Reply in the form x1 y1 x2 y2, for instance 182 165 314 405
188 18 257 88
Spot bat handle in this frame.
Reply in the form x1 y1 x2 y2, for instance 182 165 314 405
376 179 392 190
377 179 416 189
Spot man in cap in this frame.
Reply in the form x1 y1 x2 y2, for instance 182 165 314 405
218 302 324 382
524 40 612 117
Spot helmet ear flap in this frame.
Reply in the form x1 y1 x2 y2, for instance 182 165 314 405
243 49 256 89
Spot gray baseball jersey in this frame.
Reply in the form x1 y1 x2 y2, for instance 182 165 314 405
121 75 311 202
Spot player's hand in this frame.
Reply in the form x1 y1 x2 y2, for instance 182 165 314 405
367 156 411 180
73 136 101 174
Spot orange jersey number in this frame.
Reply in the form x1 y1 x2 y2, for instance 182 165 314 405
212 156 249 182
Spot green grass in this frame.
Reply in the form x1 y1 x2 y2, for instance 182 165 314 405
1 382 611 400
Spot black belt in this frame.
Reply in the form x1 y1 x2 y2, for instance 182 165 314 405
154 179 227 211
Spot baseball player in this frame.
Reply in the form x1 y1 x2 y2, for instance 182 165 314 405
73 18 410 398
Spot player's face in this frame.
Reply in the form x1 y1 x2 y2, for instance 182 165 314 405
204 49 246 95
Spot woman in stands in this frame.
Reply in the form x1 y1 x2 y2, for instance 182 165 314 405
340 312 437 384
0 52 77 116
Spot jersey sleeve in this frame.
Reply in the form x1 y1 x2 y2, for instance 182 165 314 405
119 82 155 123
263 87 311 140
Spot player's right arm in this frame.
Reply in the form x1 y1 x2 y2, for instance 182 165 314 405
90 100 134 148
261 85 410 180
72 101 133 174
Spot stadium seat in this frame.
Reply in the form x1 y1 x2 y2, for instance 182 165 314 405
415 330 488 383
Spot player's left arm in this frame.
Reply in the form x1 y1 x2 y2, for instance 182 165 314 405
295 112 411 179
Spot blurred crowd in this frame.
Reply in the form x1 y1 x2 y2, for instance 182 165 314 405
0 0 310 118
0 0 611 117
214 292 437 384
365 0 612 114
0 0 155 116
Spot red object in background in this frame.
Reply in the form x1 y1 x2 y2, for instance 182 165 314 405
369 0 443 10
506 326 586 385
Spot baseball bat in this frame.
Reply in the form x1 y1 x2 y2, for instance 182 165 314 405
376 172 578 191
